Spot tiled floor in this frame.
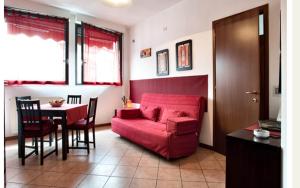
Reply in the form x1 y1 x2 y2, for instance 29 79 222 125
5 126 226 188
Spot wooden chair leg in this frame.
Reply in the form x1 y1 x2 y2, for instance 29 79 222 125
35 137 39 155
71 130 74 147
40 136 44 165
55 131 58 156
32 138 35 146
49 133 52 147
21 136 25 166
92 126 96 148
85 129 90 154
76 130 79 147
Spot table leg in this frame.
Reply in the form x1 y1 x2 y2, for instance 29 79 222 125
61 113 67 160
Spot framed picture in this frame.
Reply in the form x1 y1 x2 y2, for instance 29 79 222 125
140 48 151 58
176 39 192 71
156 49 169 76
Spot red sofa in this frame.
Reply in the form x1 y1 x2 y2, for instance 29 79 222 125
111 93 206 159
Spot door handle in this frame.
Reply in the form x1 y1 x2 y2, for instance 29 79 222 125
245 91 258 95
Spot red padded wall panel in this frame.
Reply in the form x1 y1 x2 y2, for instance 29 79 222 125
130 75 208 111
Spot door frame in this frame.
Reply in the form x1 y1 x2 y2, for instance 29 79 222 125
213 4 269 151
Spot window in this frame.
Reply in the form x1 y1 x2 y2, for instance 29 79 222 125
76 23 122 86
4 7 68 85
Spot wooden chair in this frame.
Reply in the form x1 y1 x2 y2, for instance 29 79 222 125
66 97 98 154
15 96 53 152
67 95 82 146
17 99 58 165
67 95 81 104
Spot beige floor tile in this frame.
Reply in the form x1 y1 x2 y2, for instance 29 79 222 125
6 168 22 179
213 153 226 161
182 181 208 188
157 168 181 180
197 152 217 162
5 182 23 188
180 169 205 181
8 169 42 184
104 177 131 188
90 164 116 176
28 172 64 186
156 180 182 188
53 173 86 187
68 163 96 174
207 182 225 188
124 150 143 157
203 170 225 183
23 184 55 188
112 165 137 177
47 161 77 173
218 160 226 170
100 156 122 165
200 160 222 170
134 167 158 179
106 149 127 157
78 175 109 188
139 157 159 167
159 159 180 169
119 156 141 166
130 178 156 188
180 158 201 169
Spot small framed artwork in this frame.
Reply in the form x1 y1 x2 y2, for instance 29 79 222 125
176 39 192 71
156 49 169 76
140 48 151 58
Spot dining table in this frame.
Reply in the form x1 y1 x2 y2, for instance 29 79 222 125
17 103 88 160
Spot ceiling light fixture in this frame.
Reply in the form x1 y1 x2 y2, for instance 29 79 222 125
101 0 132 7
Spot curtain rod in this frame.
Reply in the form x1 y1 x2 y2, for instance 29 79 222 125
5 6 69 21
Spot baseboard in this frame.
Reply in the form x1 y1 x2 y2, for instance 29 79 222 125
5 123 111 141
199 143 214 150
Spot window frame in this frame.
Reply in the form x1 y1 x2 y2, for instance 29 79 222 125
4 7 69 86
75 23 123 86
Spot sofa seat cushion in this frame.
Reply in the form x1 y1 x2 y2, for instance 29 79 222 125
111 117 171 156
112 118 167 132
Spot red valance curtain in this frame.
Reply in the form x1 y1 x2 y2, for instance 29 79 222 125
82 22 122 86
5 8 67 42
4 7 68 85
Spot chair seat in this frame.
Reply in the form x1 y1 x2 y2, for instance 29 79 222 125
66 119 93 130
24 120 58 138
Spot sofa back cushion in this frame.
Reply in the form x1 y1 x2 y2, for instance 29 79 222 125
159 109 185 124
140 105 160 121
141 93 203 121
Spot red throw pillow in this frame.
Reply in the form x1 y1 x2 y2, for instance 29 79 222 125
140 106 160 121
159 109 185 124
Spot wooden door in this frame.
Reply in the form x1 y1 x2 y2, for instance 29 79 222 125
213 5 269 155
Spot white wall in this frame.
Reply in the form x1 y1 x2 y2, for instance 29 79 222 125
282 0 300 187
4 0 130 137
129 0 281 146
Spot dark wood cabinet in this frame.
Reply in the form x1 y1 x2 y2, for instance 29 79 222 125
226 130 281 188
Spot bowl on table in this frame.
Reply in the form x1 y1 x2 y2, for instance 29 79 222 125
49 99 65 107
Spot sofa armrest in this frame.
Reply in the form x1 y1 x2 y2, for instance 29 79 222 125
116 108 142 119
166 117 199 136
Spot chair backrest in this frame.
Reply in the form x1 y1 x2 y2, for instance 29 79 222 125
17 99 43 132
67 95 81 104
15 96 31 109
86 97 98 125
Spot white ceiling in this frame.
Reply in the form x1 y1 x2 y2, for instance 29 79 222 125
27 0 183 26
